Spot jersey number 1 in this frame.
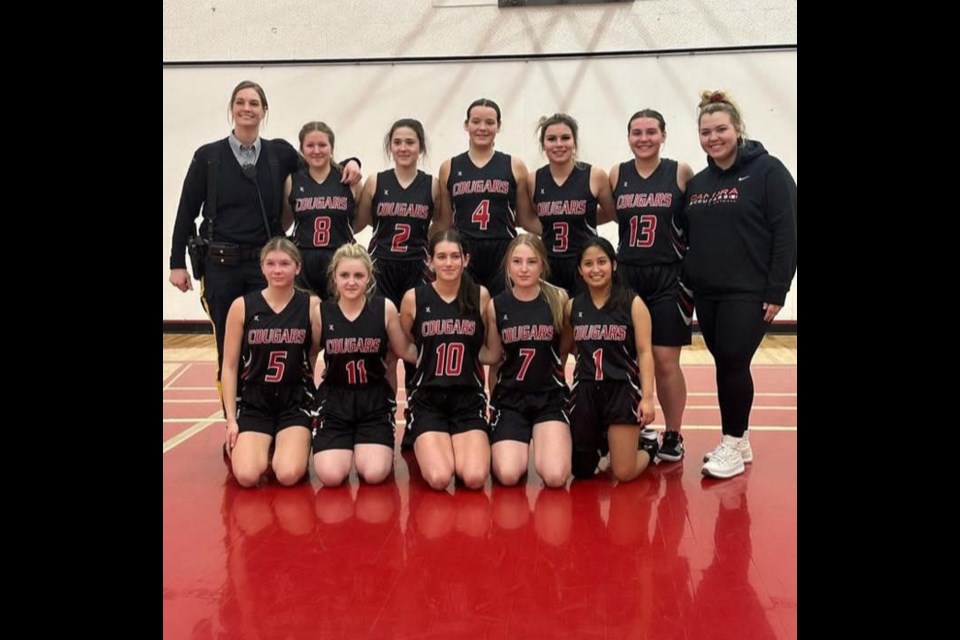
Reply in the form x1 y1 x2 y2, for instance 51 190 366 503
592 348 603 381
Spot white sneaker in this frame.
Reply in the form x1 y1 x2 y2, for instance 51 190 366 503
703 432 753 463
701 436 747 479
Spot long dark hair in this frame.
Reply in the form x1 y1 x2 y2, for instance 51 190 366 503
576 237 634 311
429 229 480 317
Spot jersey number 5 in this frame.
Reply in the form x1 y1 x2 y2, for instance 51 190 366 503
265 351 287 383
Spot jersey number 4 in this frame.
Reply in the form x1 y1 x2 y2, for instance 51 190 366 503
471 200 490 231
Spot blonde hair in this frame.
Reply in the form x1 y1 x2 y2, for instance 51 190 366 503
326 243 376 300
697 90 747 141
259 236 301 265
502 234 565 331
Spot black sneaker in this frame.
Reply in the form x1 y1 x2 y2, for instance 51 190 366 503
639 428 660 463
659 431 685 462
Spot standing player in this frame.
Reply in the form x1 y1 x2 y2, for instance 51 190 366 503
684 90 797 479
436 98 540 297
530 113 616 296
282 121 363 299
355 118 439 395
312 244 417 486
566 237 659 483
221 237 321 488
484 235 571 488
611 109 695 462
400 230 493 490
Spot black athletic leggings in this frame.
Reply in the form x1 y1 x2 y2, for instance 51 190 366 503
694 298 767 438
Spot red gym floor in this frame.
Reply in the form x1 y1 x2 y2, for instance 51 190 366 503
163 339 796 640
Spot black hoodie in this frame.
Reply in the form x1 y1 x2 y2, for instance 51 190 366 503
682 140 797 304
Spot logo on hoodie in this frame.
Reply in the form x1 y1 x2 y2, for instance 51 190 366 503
687 188 740 206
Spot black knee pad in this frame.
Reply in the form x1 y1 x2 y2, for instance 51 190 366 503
572 450 600 479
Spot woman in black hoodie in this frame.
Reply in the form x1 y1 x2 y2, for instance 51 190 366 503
683 90 797 480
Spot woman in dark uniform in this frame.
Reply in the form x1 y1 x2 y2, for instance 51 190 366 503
169 81 360 386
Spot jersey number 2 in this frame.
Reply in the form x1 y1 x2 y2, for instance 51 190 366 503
391 223 411 253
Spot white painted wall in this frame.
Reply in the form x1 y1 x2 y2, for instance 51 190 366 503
163 1 797 323
163 0 797 61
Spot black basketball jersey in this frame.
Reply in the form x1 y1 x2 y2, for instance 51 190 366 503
369 169 434 262
571 294 639 384
446 151 518 240
493 290 565 392
240 290 315 388
319 296 388 387
410 284 485 390
289 168 356 249
612 158 685 265
533 163 598 260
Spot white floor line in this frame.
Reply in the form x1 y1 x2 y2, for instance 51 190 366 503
163 411 223 453
163 363 193 391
